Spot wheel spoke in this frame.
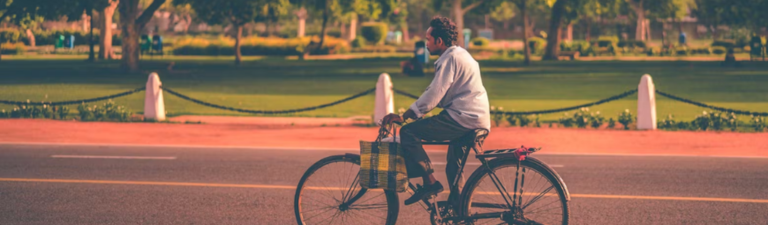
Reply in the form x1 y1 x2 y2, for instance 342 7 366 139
522 185 555 210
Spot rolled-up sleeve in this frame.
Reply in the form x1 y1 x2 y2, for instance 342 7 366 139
409 57 455 118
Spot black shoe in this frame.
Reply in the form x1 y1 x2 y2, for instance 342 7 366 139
404 181 444 205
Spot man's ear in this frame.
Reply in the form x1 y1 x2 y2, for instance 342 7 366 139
435 38 442 46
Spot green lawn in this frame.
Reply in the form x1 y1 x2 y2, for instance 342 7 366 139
1 55 767 122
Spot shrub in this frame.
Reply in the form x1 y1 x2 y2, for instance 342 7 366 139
711 46 727 55
750 116 766 132
658 114 677 130
528 37 546 55
590 111 605 128
711 40 736 49
618 40 646 48
571 40 593 56
172 36 349 56
558 113 574 128
471 37 490 48
608 118 616 128
517 115 533 127
0 29 22 43
351 37 366 48
76 100 132 122
675 47 689 56
490 106 507 127
618 109 634 130
690 47 711 55
1 42 26 55
646 47 661 56
360 22 388 45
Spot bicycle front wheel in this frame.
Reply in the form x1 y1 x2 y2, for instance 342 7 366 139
294 154 399 225
460 157 570 225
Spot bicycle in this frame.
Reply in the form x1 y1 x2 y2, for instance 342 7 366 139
294 124 570 225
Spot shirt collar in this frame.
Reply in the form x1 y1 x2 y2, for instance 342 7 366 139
434 46 459 65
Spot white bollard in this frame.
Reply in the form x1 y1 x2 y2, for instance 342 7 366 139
144 72 166 121
374 73 395 125
637 74 657 130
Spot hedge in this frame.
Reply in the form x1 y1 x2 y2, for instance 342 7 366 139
360 22 388 45
0 42 26 55
172 36 350 56
0 29 22 43
618 40 646 48
527 37 546 55
471 37 490 47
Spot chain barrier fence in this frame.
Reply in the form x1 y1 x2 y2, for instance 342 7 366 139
0 87 146 106
2 84 766 118
393 88 639 116
655 90 768 116
161 86 376 114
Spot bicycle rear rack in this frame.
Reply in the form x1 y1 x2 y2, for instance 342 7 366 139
476 147 540 160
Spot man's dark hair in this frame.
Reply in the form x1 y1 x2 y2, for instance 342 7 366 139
429 16 458 47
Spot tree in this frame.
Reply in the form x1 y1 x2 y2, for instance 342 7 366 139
99 0 118 60
177 0 282 65
159 1 194 33
433 0 491 48
54 0 113 62
0 0 63 62
256 0 290 36
490 1 516 29
118 0 165 72
541 0 568 61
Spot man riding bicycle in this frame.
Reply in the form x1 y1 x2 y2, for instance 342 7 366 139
382 16 491 206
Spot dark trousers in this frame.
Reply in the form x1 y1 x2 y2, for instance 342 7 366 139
400 110 473 191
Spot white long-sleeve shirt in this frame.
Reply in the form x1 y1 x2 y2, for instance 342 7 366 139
409 46 491 131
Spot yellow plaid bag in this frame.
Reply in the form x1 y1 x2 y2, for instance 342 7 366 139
359 125 409 192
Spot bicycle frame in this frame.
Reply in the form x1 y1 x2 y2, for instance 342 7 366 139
415 132 525 223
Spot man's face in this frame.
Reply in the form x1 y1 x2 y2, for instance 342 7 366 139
425 27 443 55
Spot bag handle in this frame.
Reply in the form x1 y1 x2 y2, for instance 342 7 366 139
375 122 398 143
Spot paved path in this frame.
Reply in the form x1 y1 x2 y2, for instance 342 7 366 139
1 143 766 224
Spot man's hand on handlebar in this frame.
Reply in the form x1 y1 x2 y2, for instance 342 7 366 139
382 109 418 125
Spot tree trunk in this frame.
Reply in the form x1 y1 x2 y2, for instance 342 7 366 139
453 0 465 47
313 2 330 53
234 24 242 65
401 22 410 43
89 13 96 62
119 0 141 71
521 1 530 66
297 7 307 38
586 19 591 42
167 13 176 32
542 0 566 60
645 19 651 41
25 29 36 47
99 0 118 60
565 23 573 41
633 0 646 41
118 0 165 72
340 21 346 39
265 20 271 36
348 14 357 41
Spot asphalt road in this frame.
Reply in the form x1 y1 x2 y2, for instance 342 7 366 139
0 143 767 225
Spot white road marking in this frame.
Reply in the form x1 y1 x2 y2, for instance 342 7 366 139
51 155 177 160
2 177 767 204
2 142 767 159
432 162 564 167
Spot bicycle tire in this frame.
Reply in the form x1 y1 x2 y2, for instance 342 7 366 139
459 157 570 225
294 154 400 225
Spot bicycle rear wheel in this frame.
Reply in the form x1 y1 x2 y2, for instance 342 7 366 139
460 157 570 225
294 154 399 225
